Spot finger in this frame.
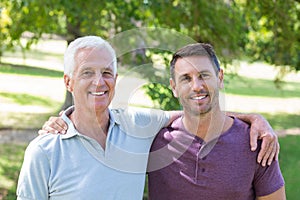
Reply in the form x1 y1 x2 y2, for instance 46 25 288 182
38 130 49 135
42 121 51 132
267 142 277 166
261 139 275 167
56 118 68 132
257 138 270 166
249 130 259 151
42 121 64 134
43 125 60 134
48 117 67 133
58 110 65 116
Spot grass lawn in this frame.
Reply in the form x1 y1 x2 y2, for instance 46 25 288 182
0 144 27 200
0 38 299 199
279 135 300 199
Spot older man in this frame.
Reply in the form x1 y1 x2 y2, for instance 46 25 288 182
17 36 178 200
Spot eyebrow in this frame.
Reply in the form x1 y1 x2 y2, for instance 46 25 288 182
102 66 113 71
178 73 189 79
177 69 212 76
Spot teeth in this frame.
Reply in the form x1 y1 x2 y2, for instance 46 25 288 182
192 96 206 100
91 92 105 96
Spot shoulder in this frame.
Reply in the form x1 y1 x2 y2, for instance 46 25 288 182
111 107 165 119
25 133 63 156
159 117 183 132
151 118 183 150
232 117 251 132
111 107 168 128
224 117 251 140
220 117 255 152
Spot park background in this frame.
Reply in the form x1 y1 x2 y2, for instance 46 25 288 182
0 0 300 199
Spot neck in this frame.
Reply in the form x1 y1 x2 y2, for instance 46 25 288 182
70 108 110 148
182 108 232 142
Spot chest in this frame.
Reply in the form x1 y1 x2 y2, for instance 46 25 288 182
149 137 258 199
47 138 147 200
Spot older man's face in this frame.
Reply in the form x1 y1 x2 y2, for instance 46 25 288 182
66 47 117 113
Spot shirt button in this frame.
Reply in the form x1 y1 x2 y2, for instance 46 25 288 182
202 168 206 172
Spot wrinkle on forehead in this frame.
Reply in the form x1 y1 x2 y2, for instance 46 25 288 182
174 56 215 76
75 47 115 72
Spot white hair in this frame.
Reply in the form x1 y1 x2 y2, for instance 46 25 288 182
64 36 117 77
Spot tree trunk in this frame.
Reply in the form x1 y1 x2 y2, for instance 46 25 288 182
61 90 73 110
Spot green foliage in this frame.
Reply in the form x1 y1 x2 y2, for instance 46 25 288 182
143 83 180 110
0 2 13 58
148 0 246 63
1 0 300 112
2 0 299 71
244 0 300 71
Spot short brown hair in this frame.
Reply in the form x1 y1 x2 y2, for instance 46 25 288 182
170 43 220 80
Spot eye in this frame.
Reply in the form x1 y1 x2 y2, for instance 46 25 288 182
103 70 114 77
180 75 191 82
81 70 94 77
199 73 210 79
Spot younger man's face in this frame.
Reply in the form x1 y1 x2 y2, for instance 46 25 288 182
170 55 223 116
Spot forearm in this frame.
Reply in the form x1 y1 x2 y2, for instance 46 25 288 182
225 111 262 125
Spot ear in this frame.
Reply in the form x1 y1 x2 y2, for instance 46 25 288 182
218 69 224 89
64 74 73 93
169 78 178 98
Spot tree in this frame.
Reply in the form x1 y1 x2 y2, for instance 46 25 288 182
1 0 299 111
243 0 300 81
1 0 141 110
0 1 13 60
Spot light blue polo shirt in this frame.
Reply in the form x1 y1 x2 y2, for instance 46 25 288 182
17 106 169 200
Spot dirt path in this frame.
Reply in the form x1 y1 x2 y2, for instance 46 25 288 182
0 129 38 144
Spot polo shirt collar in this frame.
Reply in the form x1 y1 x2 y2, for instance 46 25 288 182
60 106 118 139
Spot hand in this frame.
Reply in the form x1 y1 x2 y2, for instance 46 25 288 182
38 111 68 135
249 114 279 167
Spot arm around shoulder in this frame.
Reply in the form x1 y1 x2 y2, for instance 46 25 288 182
226 111 279 166
165 110 183 126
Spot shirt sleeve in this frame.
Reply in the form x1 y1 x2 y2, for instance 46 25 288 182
17 138 50 200
253 160 285 197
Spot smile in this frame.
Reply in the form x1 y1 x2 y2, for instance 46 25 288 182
191 94 207 100
90 91 106 96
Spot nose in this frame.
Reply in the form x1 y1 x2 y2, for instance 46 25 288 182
92 73 105 86
191 77 204 92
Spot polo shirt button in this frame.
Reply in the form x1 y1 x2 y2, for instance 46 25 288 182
202 168 206 172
